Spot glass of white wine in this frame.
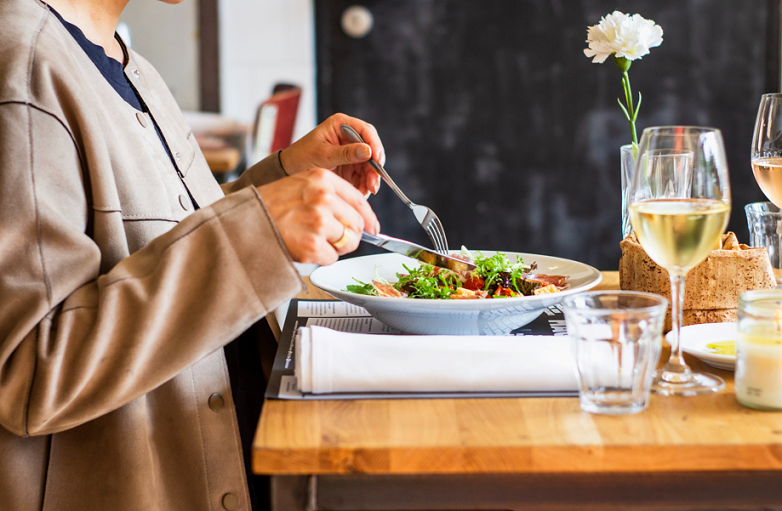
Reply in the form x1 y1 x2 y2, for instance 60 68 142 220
752 93 782 207
629 126 730 396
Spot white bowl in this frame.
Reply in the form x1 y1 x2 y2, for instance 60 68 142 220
309 251 602 335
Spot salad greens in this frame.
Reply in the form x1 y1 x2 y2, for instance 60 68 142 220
395 263 461 299
345 278 377 296
343 250 563 300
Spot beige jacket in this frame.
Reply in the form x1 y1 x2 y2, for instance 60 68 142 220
0 0 304 509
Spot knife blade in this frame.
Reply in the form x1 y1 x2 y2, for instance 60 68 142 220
360 232 476 272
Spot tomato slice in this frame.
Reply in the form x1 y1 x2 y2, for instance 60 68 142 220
463 275 485 290
493 286 516 298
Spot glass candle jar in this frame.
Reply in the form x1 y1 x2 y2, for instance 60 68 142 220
735 290 782 410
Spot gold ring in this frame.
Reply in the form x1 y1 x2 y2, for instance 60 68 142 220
331 223 351 249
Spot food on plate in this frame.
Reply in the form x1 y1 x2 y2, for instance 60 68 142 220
706 340 735 356
345 250 569 299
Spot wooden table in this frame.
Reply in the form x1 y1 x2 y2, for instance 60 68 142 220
197 130 248 183
253 272 782 511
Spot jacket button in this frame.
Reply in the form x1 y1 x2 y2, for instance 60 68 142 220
132 68 140 78
208 393 224 412
175 151 182 161
222 493 238 510
178 194 190 211
136 112 147 128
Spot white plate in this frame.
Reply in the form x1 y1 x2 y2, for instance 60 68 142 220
309 251 602 335
668 322 737 371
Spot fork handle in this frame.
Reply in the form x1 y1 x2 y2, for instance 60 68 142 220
340 125 413 207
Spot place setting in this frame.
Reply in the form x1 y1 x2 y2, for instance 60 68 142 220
262 15 782 417
266 128 603 401
268 118 779 415
265 91 782 415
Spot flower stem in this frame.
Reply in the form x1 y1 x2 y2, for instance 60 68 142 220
621 70 637 146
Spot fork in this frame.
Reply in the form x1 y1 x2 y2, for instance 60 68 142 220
340 124 449 254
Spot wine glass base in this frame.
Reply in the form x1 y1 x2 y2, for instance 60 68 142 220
652 370 725 396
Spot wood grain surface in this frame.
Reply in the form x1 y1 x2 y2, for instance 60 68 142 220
253 272 782 476
202 147 241 173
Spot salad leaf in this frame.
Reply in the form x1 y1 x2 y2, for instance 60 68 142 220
474 252 510 290
345 278 377 296
473 252 539 296
394 264 459 299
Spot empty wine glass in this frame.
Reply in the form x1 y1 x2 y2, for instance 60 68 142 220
629 126 730 396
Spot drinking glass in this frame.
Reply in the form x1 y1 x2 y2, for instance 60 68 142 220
751 93 782 208
745 202 782 283
628 126 730 395
645 148 694 199
562 291 667 415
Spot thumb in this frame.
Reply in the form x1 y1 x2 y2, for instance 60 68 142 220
332 143 372 166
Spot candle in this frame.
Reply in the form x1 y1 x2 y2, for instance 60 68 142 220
735 328 782 409
735 291 782 411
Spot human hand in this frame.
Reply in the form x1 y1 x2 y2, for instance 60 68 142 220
257 169 380 265
279 113 384 196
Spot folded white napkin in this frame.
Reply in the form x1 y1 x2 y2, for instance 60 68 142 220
295 326 578 394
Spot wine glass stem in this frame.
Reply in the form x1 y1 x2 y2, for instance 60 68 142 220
665 272 690 371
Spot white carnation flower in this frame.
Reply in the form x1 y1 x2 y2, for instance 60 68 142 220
584 11 663 64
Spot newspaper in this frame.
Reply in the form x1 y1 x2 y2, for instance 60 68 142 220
265 299 577 400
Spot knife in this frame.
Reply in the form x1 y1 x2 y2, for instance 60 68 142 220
361 232 476 272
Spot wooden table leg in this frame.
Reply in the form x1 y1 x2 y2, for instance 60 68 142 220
270 476 311 511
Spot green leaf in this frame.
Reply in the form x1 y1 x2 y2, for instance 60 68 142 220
616 98 631 122
633 92 643 121
345 278 377 296
392 263 456 299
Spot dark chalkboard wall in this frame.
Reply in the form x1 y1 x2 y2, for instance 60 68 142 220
316 0 779 270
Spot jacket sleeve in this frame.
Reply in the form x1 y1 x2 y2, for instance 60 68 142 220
221 151 289 195
0 103 303 437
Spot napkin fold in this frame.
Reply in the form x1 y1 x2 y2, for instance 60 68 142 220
294 326 578 394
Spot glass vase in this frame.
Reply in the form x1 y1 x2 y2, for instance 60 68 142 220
620 144 635 239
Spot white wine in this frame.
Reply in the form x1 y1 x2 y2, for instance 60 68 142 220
752 157 782 208
629 199 730 273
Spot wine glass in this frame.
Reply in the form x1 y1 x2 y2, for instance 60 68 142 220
750 94 782 284
629 126 730 396
752 93 782 207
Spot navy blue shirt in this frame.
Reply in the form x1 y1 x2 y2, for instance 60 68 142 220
50 8 143 110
